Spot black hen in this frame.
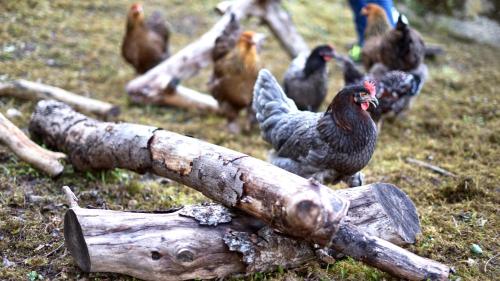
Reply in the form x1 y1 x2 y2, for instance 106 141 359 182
283 45 335 112
253 69 378 187
379 15 425 71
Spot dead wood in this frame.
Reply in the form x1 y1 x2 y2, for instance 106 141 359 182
63 184 419 280
0 113 65 177
31 100 450 280
406 157 457 177
0 79 119 119
125 0 309 108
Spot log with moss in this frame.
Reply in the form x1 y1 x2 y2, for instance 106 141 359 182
31 100 450 280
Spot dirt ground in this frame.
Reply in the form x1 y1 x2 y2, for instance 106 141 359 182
0 0 498 280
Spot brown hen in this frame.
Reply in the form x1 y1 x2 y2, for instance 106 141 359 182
210 30 263 132
362 3 391 40
122 3 170 74
360 3 391 71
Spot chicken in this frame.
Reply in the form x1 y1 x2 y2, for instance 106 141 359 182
360 3 391 71
122 3 170 74
210 29 264 132
362 10 425 72
335 54 428 127
253 69 378 187
362 3 391 40
283 45 335 112
378 15 426 71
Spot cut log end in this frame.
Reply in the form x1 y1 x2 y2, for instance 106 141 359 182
372 183 421 244
64 210 91 272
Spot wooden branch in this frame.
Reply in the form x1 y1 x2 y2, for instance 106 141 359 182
0 113 65 177
0 80 119 119
260 0 309 58
31 100 450 280
129 83 219 112
126 0 309 105
406 158 457 177
62 184 419 280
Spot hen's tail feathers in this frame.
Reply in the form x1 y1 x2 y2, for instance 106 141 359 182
147 11 170 39
253 69 298 132
396 14 409 31
424 45 445 60
212 13 241 61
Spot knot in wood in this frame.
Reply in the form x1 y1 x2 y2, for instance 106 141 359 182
293 200 321 228
176 248 194 263
151 251 162 260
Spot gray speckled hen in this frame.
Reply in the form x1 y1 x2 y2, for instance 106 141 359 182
253 69 379 187
335 54 428 125
283 45 335 112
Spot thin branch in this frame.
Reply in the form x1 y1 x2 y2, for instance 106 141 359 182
406 157 457 177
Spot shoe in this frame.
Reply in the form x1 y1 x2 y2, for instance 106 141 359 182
348 44 362 62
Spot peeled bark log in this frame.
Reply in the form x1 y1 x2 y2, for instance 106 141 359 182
0 113 65 177
126 0 309 106
129 83 219 112
63 183 418 280
31 100 450 280
0 80 119 119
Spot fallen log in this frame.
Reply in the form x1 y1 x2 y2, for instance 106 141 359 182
0 113 65 177
128 81 219 112
0 79 119 119
31 100 450 280
126 0 308 107
63 183 418 280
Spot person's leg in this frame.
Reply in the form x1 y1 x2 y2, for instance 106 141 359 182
348 0 367 46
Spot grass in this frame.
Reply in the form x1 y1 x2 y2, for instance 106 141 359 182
0 0 499 280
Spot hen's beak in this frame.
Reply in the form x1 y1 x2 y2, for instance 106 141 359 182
251 33 266 47
359 94 379 108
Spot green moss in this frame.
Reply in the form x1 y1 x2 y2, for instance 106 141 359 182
0 0 499 280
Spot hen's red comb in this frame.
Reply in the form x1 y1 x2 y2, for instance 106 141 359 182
131 3 143 12
364 80 376 97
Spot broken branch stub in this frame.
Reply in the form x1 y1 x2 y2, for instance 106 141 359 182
31 100 450 280
0 113 65 177
63 184 419 280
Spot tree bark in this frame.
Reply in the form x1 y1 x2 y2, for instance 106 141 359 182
0 80 119 119
125 0 309 106
63 184 418 280
0 113 65 177
31 100 450 280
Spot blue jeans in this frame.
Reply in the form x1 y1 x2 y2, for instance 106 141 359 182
348 0 395 46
